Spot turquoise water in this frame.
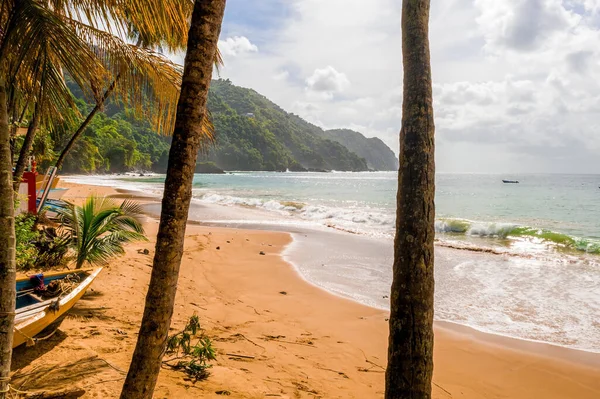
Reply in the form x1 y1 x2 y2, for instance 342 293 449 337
65 172 600 352
112 171 600 255
184 172 600 255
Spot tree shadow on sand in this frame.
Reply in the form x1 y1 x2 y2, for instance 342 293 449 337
11 329 69 371
10 355 125 393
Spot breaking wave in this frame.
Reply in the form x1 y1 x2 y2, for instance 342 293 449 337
436 218 600 254
196 192 395 236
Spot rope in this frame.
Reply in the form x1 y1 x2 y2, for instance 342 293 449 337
0 380 35 398
0 377 9 394
0 377 30 397
14 327 36 347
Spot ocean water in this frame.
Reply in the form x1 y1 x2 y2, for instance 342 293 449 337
64 172 600 352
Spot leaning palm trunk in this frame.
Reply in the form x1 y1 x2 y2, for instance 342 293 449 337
13 95 43 192
119 1 226 398
12 107 41 192
385 0 436 398
0 77 16 399
54 76 120 170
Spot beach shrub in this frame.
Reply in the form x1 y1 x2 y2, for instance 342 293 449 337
57 196 147 269
15 214 39 270
34 227 70 269
163 315 216 381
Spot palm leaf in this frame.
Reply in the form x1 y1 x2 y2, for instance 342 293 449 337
44 0 193 53
57 195 147 268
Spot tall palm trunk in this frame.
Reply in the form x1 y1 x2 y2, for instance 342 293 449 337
0 77 16 399
54 76 120 170
385 1 435 398
119 1 226 398
13 95 42 191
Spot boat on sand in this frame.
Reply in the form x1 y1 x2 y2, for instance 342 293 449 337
14 268 102 348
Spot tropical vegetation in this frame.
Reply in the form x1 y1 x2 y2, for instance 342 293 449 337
56 196 146 269
0 0 194 394
15 213 69 270
204 79 384 172
19 77 398 174
164 315 217 381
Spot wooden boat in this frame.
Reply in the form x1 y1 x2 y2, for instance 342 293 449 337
502 180 519 184
36 199 68 220
35 174 61 190
13 268 102 348
37 188 69 200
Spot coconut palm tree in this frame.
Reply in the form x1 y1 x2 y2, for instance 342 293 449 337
57 196 146 269
385 0 436 398
0 1 194 395
13 26 187 181
120 1 226 397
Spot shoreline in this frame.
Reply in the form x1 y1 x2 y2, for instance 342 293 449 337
60 178 600 358
30 179 600 398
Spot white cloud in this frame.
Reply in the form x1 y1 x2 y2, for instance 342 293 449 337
273 70 289 81
209 0 600 173
475 0 577 52
305 66 350 99
218 36 258 57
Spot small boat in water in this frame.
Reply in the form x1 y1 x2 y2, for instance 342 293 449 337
14 268 102 348
502 180 519 184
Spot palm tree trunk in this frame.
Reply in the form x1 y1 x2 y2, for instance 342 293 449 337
0 77 17 399
119 1 226 398
54 75 120 170
13 97 42 192
385 1 435 398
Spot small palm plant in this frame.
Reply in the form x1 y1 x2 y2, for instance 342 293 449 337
58 196 147 269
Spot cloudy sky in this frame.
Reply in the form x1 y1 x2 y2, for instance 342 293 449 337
186 0 600 173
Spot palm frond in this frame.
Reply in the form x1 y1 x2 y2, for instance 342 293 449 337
47 0 193 52
4 0 106 97
57 195 146 268
63 18 183 134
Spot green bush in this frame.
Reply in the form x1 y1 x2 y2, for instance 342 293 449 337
34 227 70 269
15 214 40 270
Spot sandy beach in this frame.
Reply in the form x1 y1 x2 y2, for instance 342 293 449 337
10 181 600 398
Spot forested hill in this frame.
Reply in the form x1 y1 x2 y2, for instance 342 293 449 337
58 78 398 173
203 79 398 171
204 79 367 171
323 129 398 171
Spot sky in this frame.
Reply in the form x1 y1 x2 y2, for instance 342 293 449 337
183 0 600 174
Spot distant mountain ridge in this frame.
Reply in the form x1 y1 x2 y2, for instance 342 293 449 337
324 129 398 171
203 79 399 172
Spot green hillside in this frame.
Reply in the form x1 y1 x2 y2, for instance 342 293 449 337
204 79 368 171
44 78 397 173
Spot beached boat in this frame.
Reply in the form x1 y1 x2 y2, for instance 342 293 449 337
35 174 61 190
502 180 519 184
37 188 69 200
38 198 68 219
13 268 102 348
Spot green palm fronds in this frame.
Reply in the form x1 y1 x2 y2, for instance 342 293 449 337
57 196 147 269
